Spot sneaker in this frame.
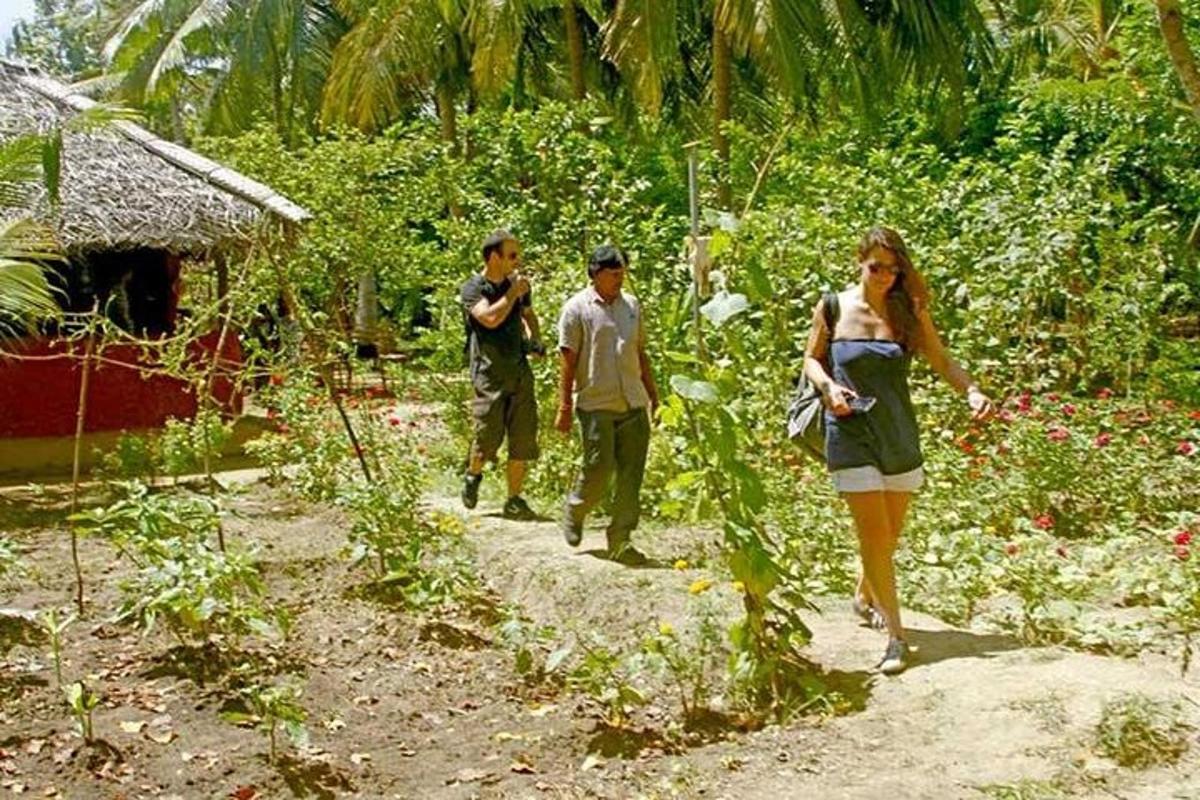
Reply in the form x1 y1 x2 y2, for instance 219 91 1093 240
562 516 583 547
852 598 886 631
502 495 537 521
609 543 649 567
461 473 482 510
878 638 910 675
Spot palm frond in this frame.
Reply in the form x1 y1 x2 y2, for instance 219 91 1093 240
601 0 680 116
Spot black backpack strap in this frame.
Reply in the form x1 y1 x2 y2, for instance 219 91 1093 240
821 290 840 338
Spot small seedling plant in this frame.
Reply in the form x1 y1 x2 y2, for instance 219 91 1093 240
223 681 309 763
64 680 100 743
41 608 76 686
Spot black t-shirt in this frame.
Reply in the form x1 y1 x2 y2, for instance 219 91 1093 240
461 274 531 382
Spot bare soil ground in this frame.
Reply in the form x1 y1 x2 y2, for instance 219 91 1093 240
2 478 1199 799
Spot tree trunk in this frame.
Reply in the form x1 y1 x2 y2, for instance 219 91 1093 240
712 23 732 209
564 0 587 102
436 80 460 155
1155 0 1200 121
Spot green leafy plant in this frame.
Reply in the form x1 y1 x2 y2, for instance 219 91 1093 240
41 608 76 687
1094 693 1191 769
567 635 648 729
0 536 22 583
93 432 158 483
640 600 726 724
223 680 309 764
159 411 234 482
64 680 100 743
495 608 572 686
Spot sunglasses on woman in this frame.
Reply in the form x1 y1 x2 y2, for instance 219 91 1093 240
865 261 901 276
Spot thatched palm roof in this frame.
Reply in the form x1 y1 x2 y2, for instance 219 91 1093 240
0 61 311 254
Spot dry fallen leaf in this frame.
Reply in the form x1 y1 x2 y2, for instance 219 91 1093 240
146 730 176 745
509 758 536 774
526 705 556 718
580 754 604 772
22 741 44 756
119 721 146 735
349 753 371 766
451 768 492 785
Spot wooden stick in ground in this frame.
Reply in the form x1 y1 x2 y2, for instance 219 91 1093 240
69 326 96 615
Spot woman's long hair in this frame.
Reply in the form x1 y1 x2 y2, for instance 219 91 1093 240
857 227 930 351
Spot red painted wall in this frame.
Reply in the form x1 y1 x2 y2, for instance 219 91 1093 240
0 332 243 438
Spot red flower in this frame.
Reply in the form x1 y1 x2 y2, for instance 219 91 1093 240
1047 392 1060 402
1178 441 1197 457
1016 393 1032 414
387 415 401 427
1047 427 1070 442
1033 514 1054 530
1061 403 1076 417
1093 433 1112 448
956 438 975 454
1188 410 1200 421
1005 543 1019 556
1174 530 1193 547
1096 388 1113 400
1175 545 1190 561
1163 399 1177 411
268 373 284 386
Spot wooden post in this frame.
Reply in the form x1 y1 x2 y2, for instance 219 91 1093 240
69 324 95 615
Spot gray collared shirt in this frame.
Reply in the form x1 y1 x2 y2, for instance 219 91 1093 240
558 286 650 413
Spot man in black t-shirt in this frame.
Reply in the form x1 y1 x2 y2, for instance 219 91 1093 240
460 229 544 519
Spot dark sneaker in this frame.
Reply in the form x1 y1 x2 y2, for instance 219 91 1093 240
609 543 649 567
878 639 910 675
502 495 537 521
461 473 482 510
562 516 583 547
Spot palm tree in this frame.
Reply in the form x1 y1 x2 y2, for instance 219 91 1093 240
601 0 992 208
982 0 1122 79
101 0 345 142
321 0 471 143
1154 0 1200 121
0 135 64 341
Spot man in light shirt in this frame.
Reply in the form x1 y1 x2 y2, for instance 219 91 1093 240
555 245 659 565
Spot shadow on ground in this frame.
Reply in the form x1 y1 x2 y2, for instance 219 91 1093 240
905 627 1022 668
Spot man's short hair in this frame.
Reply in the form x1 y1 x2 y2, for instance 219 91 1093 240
587 244 627 277
481 229 516 264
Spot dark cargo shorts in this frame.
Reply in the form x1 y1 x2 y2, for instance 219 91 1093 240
471 364 539 463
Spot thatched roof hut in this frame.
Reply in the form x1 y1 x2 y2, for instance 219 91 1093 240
0 59 310 253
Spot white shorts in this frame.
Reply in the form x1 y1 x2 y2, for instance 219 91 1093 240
831 465 924 494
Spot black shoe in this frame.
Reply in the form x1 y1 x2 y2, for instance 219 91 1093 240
609 543 649 567
461 473 482 510
502 495 537 521
562 517 583 547
878 638 910 675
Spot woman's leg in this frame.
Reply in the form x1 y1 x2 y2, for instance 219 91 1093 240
843 491 903 640
855 491 911 608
